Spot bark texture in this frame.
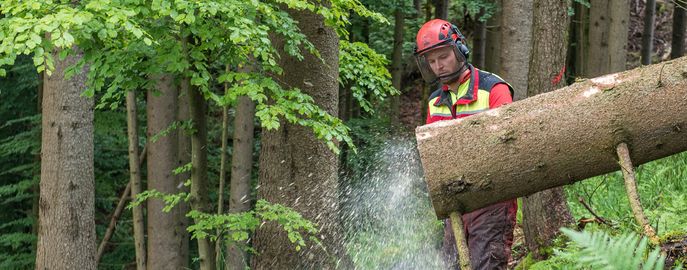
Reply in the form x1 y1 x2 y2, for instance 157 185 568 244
36 48 96 269
146 74 186 269
521 0 574 260
587 0 629 76
499 0 533 101
252 6 350 269
416 56 687 219
225 94 256 270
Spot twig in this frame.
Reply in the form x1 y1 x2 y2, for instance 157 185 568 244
577 196 612 227
96 145 147 264
616 143 660 245
450 211 472 270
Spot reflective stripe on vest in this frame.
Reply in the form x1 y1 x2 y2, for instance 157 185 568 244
428 79 491 119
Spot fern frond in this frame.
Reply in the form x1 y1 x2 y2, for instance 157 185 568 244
0 217 33 231
561 228 667 270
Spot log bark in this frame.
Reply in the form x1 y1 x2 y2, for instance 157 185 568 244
416 57 687 219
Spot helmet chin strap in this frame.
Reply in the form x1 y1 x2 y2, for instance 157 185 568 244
437 62 468 84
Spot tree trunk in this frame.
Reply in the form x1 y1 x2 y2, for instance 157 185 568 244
672 2 686 59
484 0 502 73
499 0 533 101
176 77 192 268
425 0 433 22
252 5 350 269
522 0 574 260
127 90 146 270
587 0 629 76
188 83 216 270
390 7 404 127
571 1 589 77
642 0 656 65
587 0 609 77
415 56 687 219
36 47 96 269
472 8 487 69
434 0 449 20
216 66 230 267
414 0 422 18
146 74 186 269
225 94 256 270
607 0 629 73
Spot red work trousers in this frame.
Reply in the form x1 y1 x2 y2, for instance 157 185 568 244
442 199 517 270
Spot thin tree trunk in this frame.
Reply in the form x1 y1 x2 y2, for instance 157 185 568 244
216 65 230 267
434 0 449 20
472 8 487 69
253 4 351 269
425 0 433 22
188 83 216 270
499 0 533 101
147 74 185 269
96 146 147 265
36 47 96 269
414 0 422 18
390 7 404 127
672 2 686 59
127 90 146 270
225 93 256 270
572 1 589 77
484 0 502 73
176 77 192 268
416 56 687 218
642 0 656 65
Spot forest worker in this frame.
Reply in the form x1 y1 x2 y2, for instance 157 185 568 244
414 18 517 270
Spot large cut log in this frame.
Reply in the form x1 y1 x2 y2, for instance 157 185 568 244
416 57 687 219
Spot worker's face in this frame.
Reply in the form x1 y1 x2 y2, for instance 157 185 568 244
424 45 460 78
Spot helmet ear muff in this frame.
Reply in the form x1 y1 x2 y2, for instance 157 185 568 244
450 24 470 60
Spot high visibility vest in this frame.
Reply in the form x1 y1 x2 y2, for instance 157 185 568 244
426 65 513 124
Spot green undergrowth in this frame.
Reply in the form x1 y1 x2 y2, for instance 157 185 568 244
520 151 687 269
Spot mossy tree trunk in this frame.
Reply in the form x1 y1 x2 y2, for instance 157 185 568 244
252 4 351 269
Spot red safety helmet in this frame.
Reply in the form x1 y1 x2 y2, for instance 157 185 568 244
414 19 470 84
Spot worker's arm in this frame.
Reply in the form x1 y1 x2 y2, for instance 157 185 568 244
489 83 513 109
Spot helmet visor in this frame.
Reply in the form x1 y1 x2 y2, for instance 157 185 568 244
415 44 467 84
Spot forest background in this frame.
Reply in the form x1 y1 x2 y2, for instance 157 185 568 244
0 0 686 269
